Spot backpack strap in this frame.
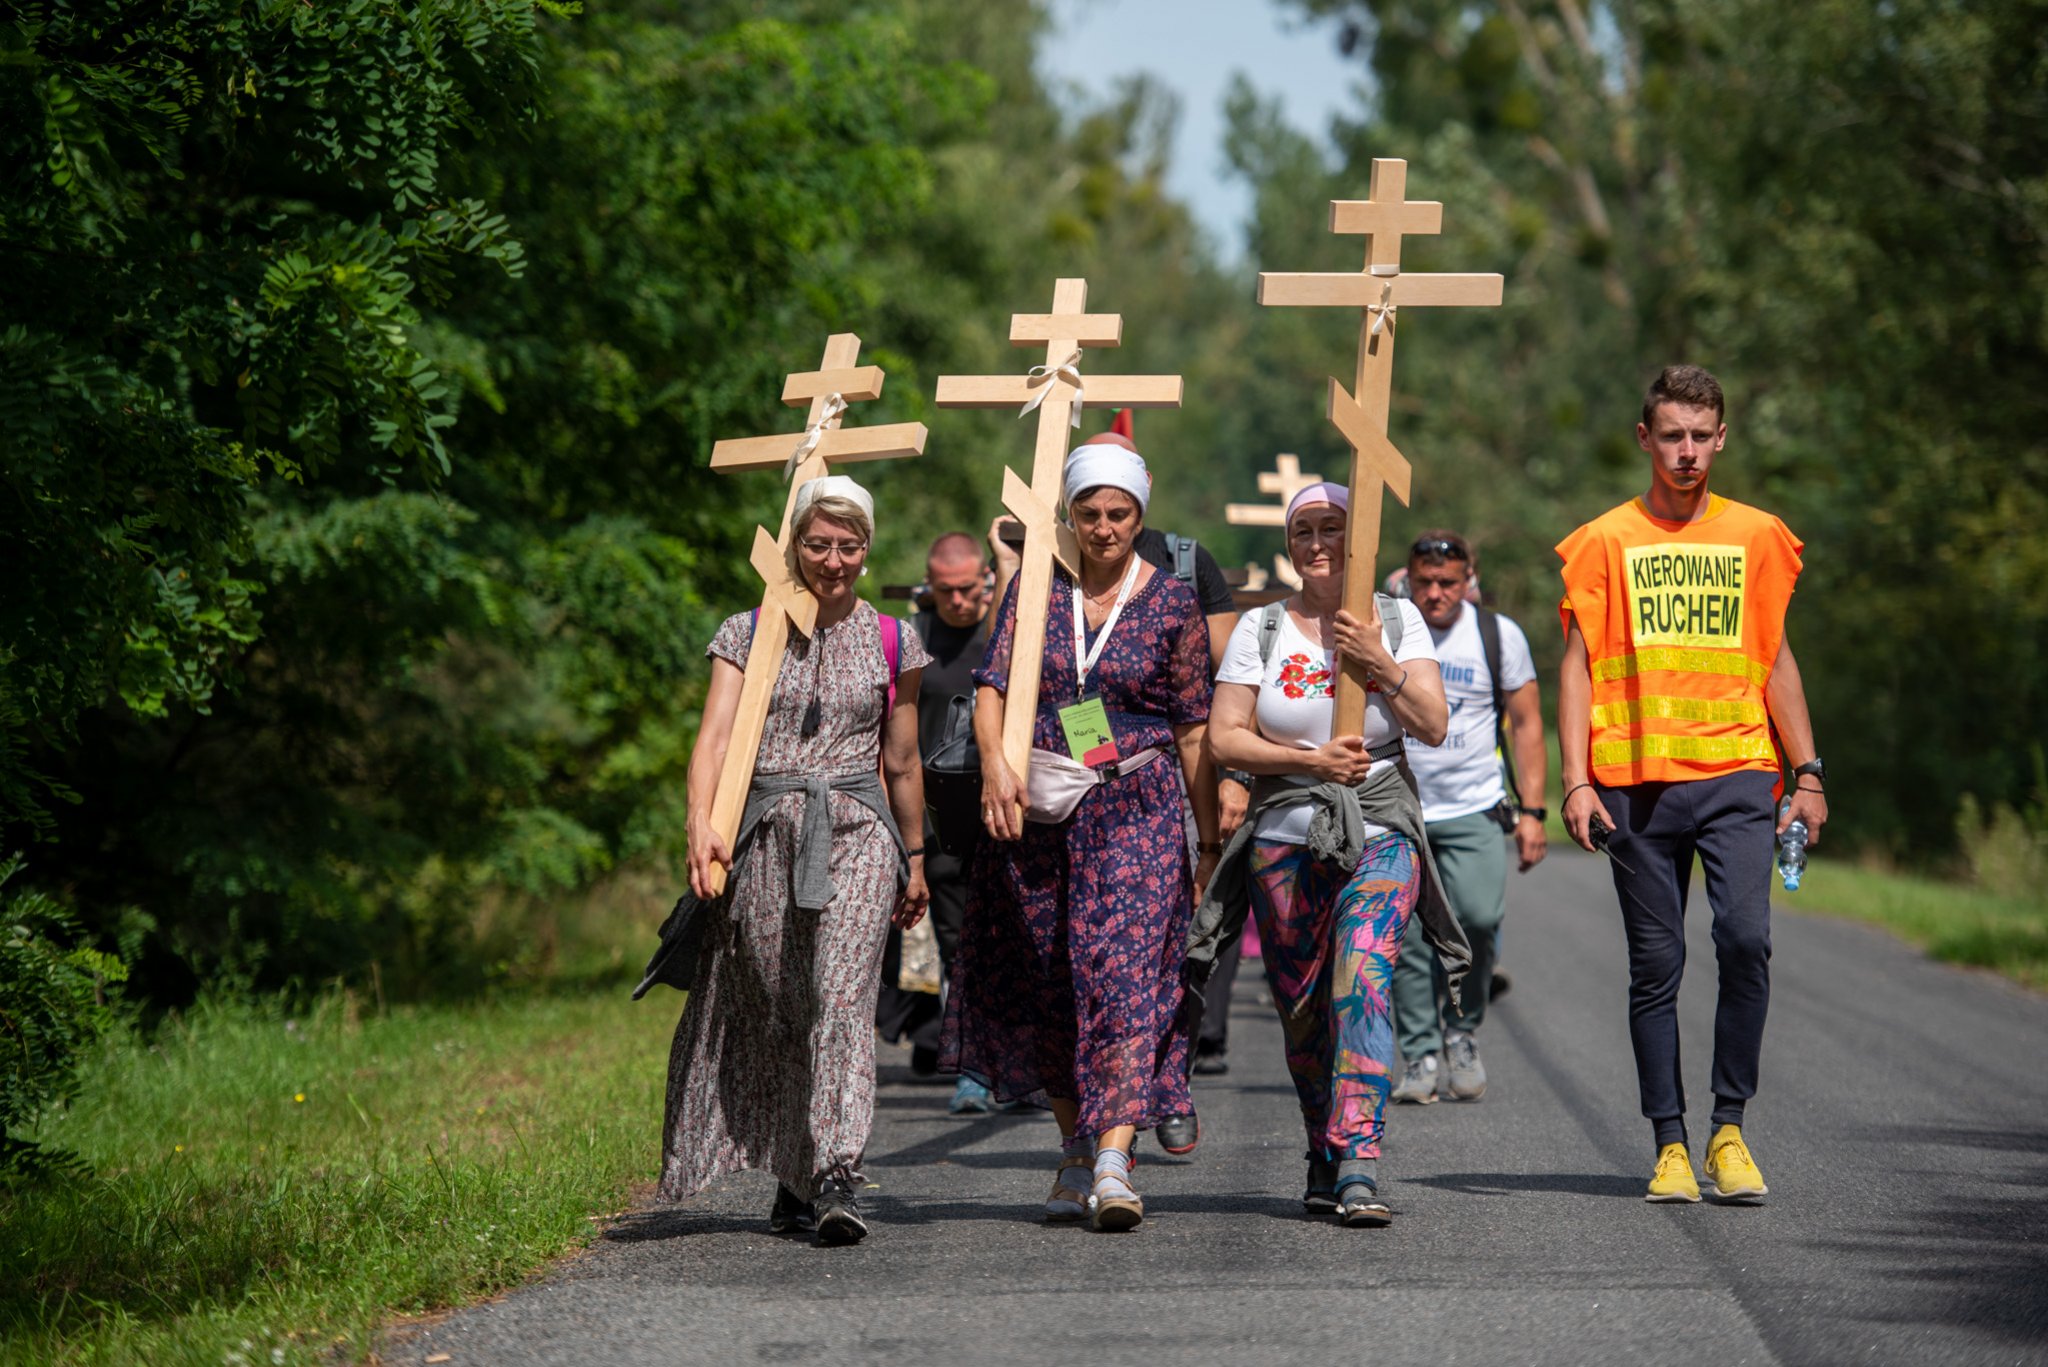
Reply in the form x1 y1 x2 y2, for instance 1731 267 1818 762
1474 604 1520 800
1376 592 1403 656
1161 532 1198 584
1257 598 1287 668
881 612 900 721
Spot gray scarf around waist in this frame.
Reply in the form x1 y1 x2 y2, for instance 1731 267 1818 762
1186 751 1470 1010
632 768 906 999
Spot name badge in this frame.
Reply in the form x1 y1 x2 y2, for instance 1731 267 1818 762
1057 694 1119 767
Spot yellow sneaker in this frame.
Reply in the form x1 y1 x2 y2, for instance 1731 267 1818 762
1704 1124 1769 1202
1645 1142 1701 1203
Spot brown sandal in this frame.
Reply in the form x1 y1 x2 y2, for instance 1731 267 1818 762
1045 1158 1093 1222
1091 1170 1144 1231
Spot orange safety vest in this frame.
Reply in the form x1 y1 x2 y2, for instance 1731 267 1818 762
1557 494 1803 787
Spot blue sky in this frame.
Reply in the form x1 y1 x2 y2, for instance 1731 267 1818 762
1038 0 1365 260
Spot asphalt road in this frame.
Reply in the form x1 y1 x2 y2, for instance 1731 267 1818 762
406 851 2048 1367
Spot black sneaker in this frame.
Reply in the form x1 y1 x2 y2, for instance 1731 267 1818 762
768 1184 815 1234
1156 1112 1199 1155
814 1177 869 1246
1192 1052 1230 1076
1302 1155 1338 1215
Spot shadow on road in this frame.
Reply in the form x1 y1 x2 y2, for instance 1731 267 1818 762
600 1209 768 1244
1816 1122 2048 1348
1409 1170 1643 1199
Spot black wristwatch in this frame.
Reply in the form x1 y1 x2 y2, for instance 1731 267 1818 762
1517 805 1547 823
1792 757 1826 785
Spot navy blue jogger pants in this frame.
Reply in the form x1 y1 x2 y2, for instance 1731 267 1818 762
1597 770 1777 1149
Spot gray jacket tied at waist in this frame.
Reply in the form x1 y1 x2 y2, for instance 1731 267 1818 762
1186 755 1470 1010
633 769 906 999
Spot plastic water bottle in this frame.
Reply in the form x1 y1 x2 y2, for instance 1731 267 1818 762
1776 797 1808 892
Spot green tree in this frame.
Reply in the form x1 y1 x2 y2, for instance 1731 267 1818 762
1 0 544 840
1251 0 2048 855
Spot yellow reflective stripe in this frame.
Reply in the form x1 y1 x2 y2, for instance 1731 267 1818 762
1592 647 1770 688
1592 734 1779 766
1589 696 1769 728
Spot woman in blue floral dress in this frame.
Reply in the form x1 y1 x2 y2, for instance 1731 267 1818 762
941 433 1218 1232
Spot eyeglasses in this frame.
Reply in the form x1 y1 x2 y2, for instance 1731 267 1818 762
797 537 869 560
1411 537 1470 561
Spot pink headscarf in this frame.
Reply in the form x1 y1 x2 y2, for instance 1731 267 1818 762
1284 481 1350 527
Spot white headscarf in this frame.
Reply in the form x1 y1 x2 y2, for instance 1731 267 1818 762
1062 441 1152 515
792 474 875 529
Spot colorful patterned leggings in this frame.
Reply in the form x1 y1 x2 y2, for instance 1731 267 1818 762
1247 832 1421 1160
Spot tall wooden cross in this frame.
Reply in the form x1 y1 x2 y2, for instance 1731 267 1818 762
700 332 927 895
1257 158 1503 731
934 279 1182 809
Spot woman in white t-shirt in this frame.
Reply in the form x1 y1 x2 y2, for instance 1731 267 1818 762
1206 482 1447 1227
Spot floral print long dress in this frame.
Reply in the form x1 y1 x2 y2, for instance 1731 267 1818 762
940 565 1212 1136
659 600 929 1202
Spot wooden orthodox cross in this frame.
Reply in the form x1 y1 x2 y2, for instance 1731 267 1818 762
934 279 1182 812
1224 452 1325 528
1257 158 1503 732
701 333 927 895
1226 451 1326 590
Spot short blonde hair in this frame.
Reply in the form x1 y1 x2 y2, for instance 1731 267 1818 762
787 495 874 579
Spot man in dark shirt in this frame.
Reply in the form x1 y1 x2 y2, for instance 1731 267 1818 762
875 531 996 1113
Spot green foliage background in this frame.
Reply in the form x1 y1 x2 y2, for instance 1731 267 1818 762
1 0 2042 1009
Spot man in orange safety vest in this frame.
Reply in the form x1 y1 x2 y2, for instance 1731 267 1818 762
1557 364 1829 1206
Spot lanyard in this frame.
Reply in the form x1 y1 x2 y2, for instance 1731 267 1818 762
1070 554 1142 689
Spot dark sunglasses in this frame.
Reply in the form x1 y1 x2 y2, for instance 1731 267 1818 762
1411 537 1470 561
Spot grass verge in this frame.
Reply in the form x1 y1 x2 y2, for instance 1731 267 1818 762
3 987 673 1365
1789 862 2048 991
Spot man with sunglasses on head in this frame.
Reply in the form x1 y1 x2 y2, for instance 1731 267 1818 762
1390 531 1549 1106
1557 365 1826 1204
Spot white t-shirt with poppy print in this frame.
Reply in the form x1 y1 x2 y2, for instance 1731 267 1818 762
1216 600 1437 844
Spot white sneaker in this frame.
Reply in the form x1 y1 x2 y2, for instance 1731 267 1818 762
1390 1054 1440 1104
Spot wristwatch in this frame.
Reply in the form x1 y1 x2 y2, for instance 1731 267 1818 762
1792 757 1826 784
1517 806 1548 823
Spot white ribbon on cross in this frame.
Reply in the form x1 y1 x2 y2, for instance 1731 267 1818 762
1018 350 1084 428
783 392 848 481
1368 281 1398 338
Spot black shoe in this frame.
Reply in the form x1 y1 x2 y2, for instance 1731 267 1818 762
768 1184 816 1234
814 1177 869 1246
909 1044 941 1077
1491 967 1512 1001
1156 1112 1199 1155
1302 1155 1338 1215
1192 1052 1230 1076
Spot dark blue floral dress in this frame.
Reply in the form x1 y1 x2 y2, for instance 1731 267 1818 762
940 564 1212 1136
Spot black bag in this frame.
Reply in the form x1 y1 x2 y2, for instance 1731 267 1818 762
633 892 712 999
923 693 980 776
922 693 985 857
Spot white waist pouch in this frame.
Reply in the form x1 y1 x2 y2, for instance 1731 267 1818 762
1024 745 1167 824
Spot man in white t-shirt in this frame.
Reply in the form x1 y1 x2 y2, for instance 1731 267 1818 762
1391 530 1549 1105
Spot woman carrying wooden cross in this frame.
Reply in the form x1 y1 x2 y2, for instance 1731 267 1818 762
661 475 931 1247
1192 481 1470 1227
943 431 1220 1232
